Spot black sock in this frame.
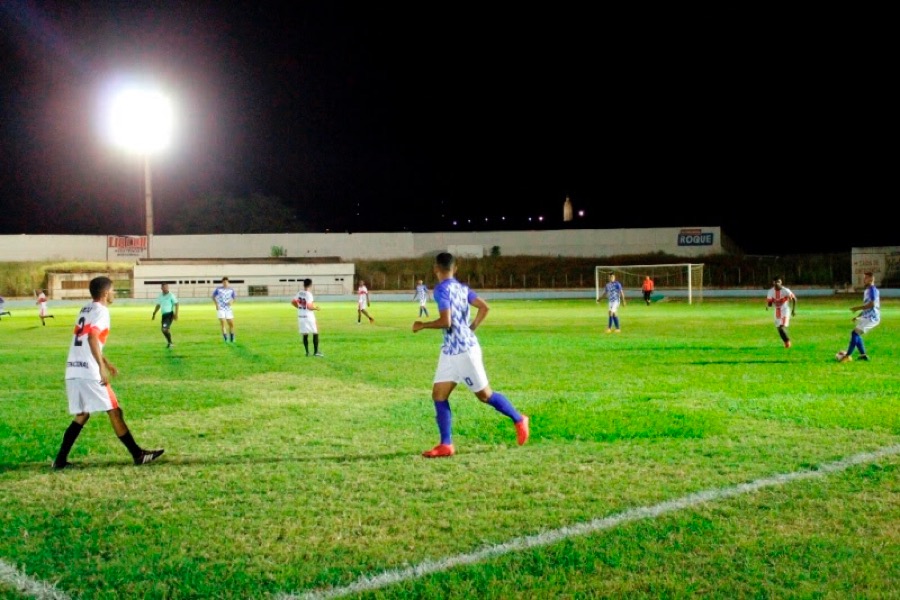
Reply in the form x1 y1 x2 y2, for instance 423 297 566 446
303 335 309 354
313 334 319 353
55 421 84 464
118 431 143 459
164 331 172 343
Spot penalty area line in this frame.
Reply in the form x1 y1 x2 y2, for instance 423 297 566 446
282 444 900 600
0 560 71 600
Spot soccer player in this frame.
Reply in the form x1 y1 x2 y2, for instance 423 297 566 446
642 276 655 305
598 273 626 332
292 278 322 357
212 276 237 342
840 271 880 362
0 295 10 319
412 252 529 458
766 277 796 348
37 289 54 325
151 283 179 348
413 279 430 317
51 276 164 469
357 280 375 324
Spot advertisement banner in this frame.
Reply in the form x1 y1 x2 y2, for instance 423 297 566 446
107 235 148 259
677 229 713 246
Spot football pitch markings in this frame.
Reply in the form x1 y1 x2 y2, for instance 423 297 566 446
282 444 900 600
3 444 899 600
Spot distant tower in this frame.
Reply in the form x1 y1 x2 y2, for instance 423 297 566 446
563 196 573 222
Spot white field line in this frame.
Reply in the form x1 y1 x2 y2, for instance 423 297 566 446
0 560 70 600
283 444 900 600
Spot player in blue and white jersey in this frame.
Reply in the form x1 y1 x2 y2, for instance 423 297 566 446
212 276 237 342
598 273 626 333
412 252 529 458
413 279 430 317
840 271 880 361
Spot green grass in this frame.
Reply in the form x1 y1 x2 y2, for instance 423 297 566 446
0 297 897 599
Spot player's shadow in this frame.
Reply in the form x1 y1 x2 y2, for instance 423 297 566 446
0 449 431 474
691 359 791 365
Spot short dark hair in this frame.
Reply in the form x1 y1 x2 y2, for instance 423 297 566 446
221 277 229 282
864 271 874 277
89 276 113 300
435 252 455 270
303 278 312 287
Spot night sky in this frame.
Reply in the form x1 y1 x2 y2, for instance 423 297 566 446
0 2 893 254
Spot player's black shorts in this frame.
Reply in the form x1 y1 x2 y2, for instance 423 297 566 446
161 312 175 329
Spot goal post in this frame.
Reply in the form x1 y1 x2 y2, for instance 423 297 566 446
595 263 704 304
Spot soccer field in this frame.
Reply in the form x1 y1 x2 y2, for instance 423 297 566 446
1 297 898 599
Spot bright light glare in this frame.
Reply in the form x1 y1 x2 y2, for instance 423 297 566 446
109 90 173 153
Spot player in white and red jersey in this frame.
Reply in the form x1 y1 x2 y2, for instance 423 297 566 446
356 280 374 324
52 276 164 469
292 278 322 356
36 289 54 325
766 277 797 348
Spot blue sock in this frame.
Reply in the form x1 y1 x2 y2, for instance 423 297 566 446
434 400 452 445
608 317 613 328
223 333 227 341
613 316 620 329
487 392 522 422
230 333 234 342
857 336 866 356
847 332 861 355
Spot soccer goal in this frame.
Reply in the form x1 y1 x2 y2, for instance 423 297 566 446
595 263 705 304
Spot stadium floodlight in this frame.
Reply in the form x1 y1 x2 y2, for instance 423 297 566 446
107 88 173 254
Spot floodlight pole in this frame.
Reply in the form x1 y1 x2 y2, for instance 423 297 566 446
143 153 153 257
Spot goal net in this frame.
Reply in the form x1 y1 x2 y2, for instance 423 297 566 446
595 263 704 304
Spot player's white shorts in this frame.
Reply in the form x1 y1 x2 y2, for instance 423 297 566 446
855 317 880 334
434 344 489 393
66 378 120 415
39 302 48 317
217 308 234 320
419 299 427 307
298 315 318 334
608 300 620 313
358 300 368 310
774 314 791 327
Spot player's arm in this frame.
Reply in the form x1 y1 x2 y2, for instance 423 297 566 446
469 296 489 332
791 296 796 315
619 284 626 305
173 300 179 320
88 333 117 384
152 304 160 319
412 307 450 332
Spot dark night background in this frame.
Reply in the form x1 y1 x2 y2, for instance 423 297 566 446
0 2 893 254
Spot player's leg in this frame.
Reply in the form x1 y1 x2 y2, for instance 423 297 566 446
465 347 529 446
422 355 458 457
227 318 235 342
53 384 91 469
108 406 164 465
302 334 309 356
855 320 875 360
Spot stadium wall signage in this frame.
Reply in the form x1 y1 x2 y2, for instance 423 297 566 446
678 229 714 246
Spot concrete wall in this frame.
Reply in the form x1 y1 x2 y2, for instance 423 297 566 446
0 226 723 262
851 246 900 288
